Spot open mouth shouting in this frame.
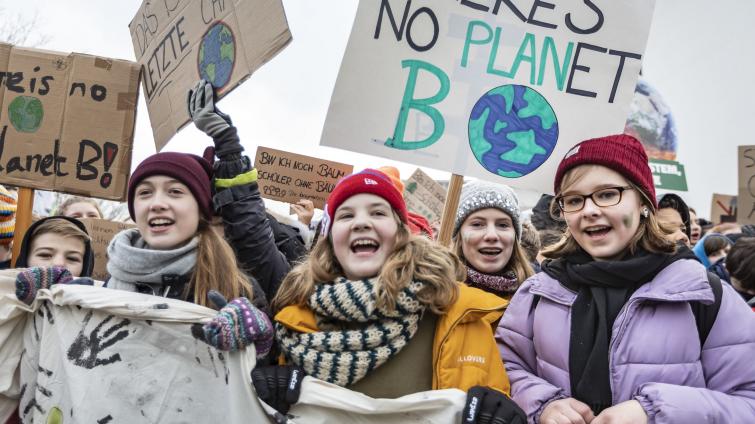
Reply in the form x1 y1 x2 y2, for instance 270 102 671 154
478 247 503 258
148 217 175 233
351 238 380 256
584 225 612 240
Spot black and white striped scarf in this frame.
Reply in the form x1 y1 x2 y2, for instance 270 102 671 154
276 277 426 386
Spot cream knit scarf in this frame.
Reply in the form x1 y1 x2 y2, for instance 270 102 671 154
276 277 426 386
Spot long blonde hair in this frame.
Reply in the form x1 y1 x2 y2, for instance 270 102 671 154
543 165 676 259
190 218 254 308
272 215 462 315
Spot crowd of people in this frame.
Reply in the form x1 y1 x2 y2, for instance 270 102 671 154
2 80 754 424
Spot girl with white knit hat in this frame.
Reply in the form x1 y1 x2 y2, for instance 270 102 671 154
452 180 534 300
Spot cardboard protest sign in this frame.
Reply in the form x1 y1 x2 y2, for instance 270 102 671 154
129 0 292 151
404 168 446 224
321 1 655 193
81 218 136 281
0 277 270 423
649 159 687 191
710 193 737 225
254 146 353 209
0 43 139 200
738 146 755 225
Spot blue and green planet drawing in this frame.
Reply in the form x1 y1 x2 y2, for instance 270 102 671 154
468 84 558 178
198 22 236 89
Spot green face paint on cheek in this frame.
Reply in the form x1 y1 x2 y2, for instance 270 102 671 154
622 214 633 229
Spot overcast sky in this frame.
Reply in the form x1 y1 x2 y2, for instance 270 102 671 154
6 0 754 219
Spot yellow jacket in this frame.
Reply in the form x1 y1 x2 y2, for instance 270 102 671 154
275 284 511 395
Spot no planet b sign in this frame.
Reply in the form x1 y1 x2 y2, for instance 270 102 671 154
129 0 292 150
322 0 656 193
0 43 139 200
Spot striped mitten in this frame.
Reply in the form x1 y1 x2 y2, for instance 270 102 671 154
15 266 73 305
192 296 273 357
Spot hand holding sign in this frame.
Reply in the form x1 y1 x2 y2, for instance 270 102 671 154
187 80 242 159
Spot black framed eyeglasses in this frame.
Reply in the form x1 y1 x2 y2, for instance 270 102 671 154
556 186 634 213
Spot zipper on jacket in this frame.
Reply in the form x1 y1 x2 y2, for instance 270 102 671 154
434 306 505 389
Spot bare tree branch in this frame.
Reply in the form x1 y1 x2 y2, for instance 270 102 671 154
0 10 50 47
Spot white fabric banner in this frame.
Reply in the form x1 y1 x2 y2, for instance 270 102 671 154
0 271 468 423
0 271 268 423
322 0 656 193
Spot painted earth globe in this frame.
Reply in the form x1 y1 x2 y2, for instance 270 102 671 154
624 77 678 160
198 22 235 89
468 84 558 178
8 95 44 133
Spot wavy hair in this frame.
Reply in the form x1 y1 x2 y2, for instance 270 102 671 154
272 214 462 315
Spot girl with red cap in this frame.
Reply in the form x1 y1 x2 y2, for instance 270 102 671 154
497 134 755 423
252 169 526 423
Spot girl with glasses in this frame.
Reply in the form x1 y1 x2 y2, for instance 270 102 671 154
496 134 755 423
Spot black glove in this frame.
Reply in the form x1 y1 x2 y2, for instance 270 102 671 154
462 386 526 424
251 365 304 416
187 79 243 158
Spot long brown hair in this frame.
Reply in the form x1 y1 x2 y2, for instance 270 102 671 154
543 164 676 259
272 214 462 315
190 218 254 308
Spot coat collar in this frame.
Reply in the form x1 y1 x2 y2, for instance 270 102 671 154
530 259 712 306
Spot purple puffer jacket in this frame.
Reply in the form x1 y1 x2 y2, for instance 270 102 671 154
496 259 755 423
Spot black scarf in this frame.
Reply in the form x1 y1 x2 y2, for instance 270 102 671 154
542 246 696 414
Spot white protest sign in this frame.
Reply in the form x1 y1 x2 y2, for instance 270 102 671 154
322 0 656 193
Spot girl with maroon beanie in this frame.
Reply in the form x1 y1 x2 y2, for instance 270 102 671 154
497 134 755 423
105 80 292 356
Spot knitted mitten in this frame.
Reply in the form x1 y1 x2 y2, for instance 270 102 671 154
15 266 73 305
192 296 273 356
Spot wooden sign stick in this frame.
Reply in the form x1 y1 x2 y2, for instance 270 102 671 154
11 188 34 267
437 174 464 247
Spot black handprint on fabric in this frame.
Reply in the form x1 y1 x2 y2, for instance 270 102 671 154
66 311 130 369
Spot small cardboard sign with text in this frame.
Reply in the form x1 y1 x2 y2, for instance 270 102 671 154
404 169 446 224
0 43 140 200
738 146 755 225
129 0 291 151
254 147 353 209
710 193 737 225
81 218 135 281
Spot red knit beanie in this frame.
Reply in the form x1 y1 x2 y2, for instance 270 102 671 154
554 134 657 208
128 149 214 220
322 169 409 235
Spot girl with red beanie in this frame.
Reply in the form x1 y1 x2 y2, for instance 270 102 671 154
104 80 294 357
251 169 526 423
497 134 755 423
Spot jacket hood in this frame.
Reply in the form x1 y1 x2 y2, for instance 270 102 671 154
15 216 94 277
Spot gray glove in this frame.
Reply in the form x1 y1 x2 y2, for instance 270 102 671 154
187 80 232 138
